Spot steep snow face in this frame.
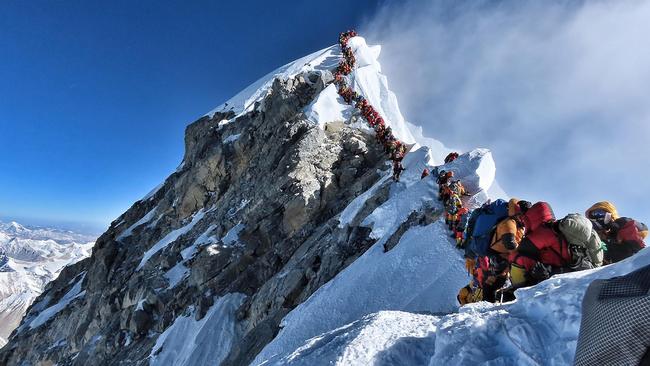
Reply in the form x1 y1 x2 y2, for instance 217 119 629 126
149 293 246 366
205 46 340 118
346 37 417 146
303 36 452 164
207 35 452 165
253 148 495 365
264 248 650 365
304 84 354 129
0 221 93 346
269 311 438 366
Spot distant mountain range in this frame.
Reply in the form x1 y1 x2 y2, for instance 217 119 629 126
0 220 94 346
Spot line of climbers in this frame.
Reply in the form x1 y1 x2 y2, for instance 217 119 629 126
426 155 648 305
334 30 407 181
423 153 471 246
458 199 648 305
335 30 648 307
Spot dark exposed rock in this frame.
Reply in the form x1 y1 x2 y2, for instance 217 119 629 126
0 70 412 365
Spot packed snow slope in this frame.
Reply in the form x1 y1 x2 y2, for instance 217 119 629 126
253 148 494 365
0 221 94 347
262 248 650 366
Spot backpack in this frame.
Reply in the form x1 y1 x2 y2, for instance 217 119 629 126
522 202 555 232
518 225 572 268
558 214 604 267
467 199 509 256
460 209 482 250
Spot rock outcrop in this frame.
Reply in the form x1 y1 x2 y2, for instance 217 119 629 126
0 36 497 365
0 68 406 365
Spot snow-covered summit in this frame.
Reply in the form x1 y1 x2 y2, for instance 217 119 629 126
208 36 452 165
205 46 340 118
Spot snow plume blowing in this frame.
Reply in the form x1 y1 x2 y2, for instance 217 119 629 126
362 0 650 221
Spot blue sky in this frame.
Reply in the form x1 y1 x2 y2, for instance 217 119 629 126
2 0 647 234
0 0 382 233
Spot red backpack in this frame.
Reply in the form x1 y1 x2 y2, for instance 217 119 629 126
523 202 555 232
518 225 571 268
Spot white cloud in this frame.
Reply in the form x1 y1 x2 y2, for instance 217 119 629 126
362 0 650 221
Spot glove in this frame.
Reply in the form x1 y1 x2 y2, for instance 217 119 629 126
530 262 552 282
465 257 476 276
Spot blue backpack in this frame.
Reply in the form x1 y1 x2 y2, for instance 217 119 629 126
467 199 509 256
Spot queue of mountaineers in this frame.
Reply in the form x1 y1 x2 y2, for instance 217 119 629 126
427 153 648 305
335 30 407 181
447 186 648 305
332 30 647 305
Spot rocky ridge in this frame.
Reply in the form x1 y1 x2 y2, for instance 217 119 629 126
0 37 495 365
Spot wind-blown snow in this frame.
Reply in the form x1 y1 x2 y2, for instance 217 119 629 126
149 293 246 366
137 209 206 271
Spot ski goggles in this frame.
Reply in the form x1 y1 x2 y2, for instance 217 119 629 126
588 209 609 220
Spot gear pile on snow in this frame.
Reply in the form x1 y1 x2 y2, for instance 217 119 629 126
335 30 407 181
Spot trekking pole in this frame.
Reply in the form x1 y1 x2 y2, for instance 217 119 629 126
500 272 512 304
